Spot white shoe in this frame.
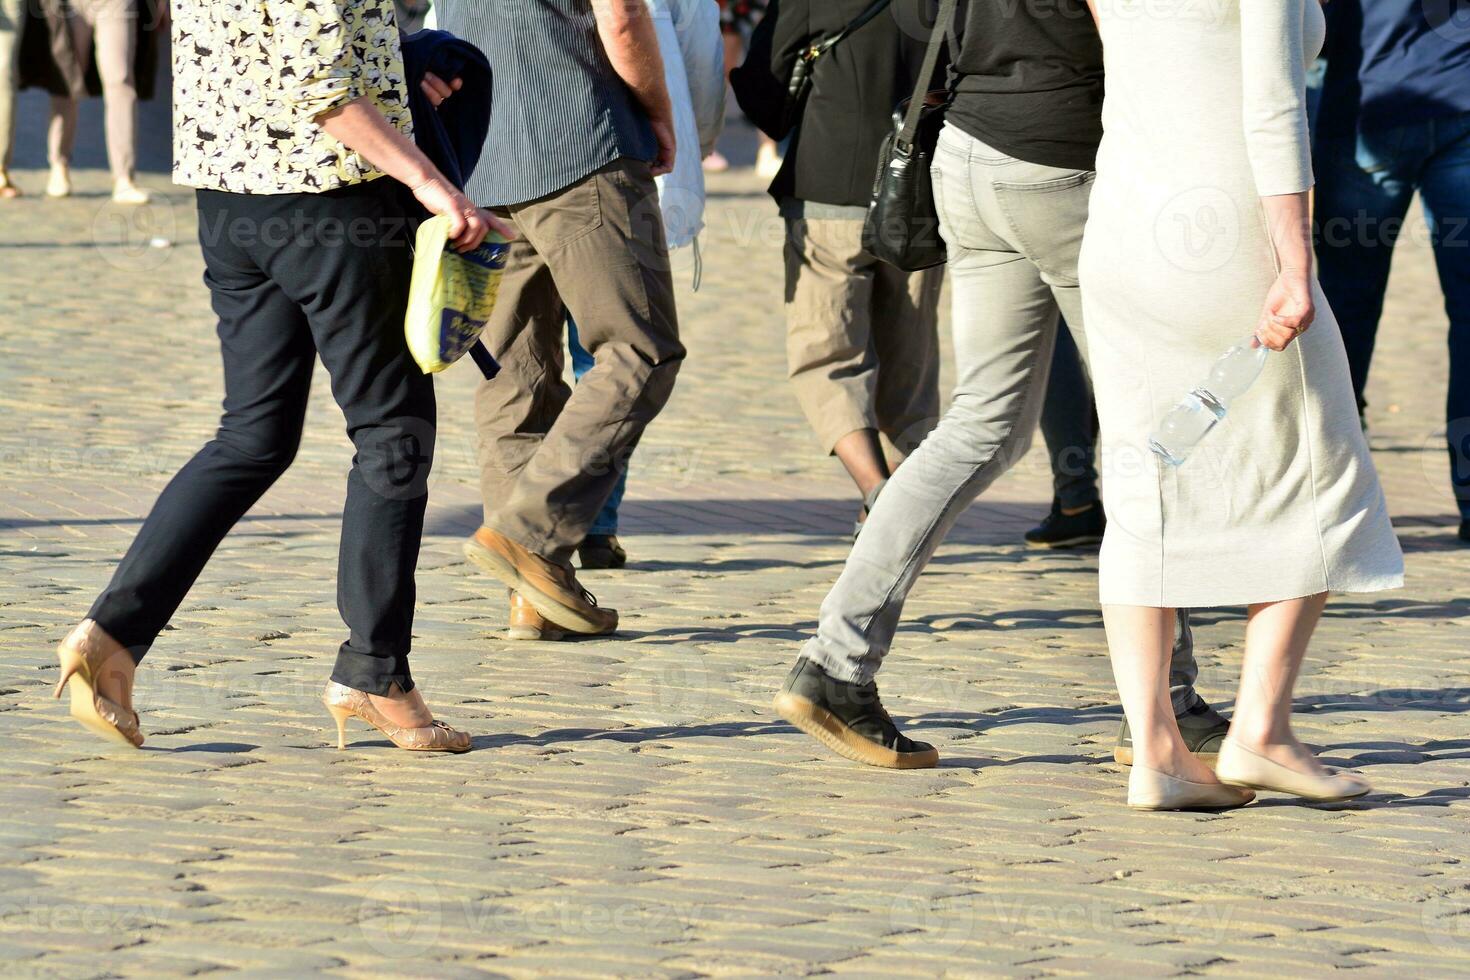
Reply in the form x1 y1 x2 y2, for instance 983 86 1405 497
1127 764 1255 811
46 165 72 198
1216 738 1371 802
111 180 150 205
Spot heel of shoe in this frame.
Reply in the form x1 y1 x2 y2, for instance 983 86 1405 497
326 704 354 750
54 646 84 699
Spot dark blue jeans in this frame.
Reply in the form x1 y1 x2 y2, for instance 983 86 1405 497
567 317 625 535
1037 318 1100 511
1315 111 1470 521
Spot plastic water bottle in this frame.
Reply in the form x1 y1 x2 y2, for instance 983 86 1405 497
1148 337 1270 466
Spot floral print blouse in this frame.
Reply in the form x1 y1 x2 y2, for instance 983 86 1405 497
172 0 414 194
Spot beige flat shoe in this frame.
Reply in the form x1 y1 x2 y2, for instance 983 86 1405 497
111 179 151 205
1216 738 1371 802
1127 764 1254 811
322 681 471 753
45 165 71 199
54 620 143 748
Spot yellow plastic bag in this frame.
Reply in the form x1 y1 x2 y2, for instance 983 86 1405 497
404 214 510 374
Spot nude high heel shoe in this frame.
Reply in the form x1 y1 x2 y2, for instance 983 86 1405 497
54 620 143 748
322 682 471 753
1215 738 1371 802
1127 765 1255 811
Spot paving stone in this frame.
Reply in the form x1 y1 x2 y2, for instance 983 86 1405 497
2 106 1467 975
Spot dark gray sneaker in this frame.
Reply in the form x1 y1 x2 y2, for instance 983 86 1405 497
773 657 938 769
1114 698 1230 766
1459 519 1469 545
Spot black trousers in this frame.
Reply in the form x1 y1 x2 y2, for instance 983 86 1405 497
88 178 435 695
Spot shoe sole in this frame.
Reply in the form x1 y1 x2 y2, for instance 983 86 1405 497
1114 747 1219 767
1126 796 1253 812
464 537 616 636
1026 534 1104 549
772 691 938 770
506 625 566 641
1216 776 1370 803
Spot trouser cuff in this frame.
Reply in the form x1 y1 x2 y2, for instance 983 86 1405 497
330 650 414 696
798 639 869 686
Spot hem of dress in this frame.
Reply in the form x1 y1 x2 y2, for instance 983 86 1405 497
1099 572 1404 609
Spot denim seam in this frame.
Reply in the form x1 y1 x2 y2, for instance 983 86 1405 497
852 381 1048 648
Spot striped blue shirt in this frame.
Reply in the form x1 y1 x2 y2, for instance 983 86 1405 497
438 0 659 207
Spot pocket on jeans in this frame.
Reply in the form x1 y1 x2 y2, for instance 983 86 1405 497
990 171 1095 286
534 172 605 252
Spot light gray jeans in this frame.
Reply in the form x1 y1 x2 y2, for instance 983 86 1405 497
800 124 1202 713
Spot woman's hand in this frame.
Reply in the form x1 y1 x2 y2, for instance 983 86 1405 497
421 72 462 109
411 177 516 252
1255 268 1315 351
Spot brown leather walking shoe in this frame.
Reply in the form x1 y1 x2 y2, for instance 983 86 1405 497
507 590 566 641
463 527 618 635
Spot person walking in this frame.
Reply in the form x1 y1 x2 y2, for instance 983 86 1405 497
733 0 944 539
1313 0 1470 545
52 0 504 752
0 0 23 198
558 0 725 579
1082 0 1404 810
43 0 151 203
438 0 685 639
771 0 1228 770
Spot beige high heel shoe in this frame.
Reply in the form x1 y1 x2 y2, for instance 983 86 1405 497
1127 765 1255 811
1216 738 1371 802
54 621 143 748
322 682 471 753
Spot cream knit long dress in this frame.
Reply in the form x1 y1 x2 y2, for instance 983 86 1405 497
1078 0 1403 607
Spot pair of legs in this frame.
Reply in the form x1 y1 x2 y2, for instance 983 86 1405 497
1109 597 1335 786
75 179 448 736
782 126 1213 766
47 0 144 197
782 210 942 506
0 0 22 195
1314 111 1470 530
468 158 681 630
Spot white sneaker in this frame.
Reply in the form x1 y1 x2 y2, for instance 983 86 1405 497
46 165 72 199
112 179 151 205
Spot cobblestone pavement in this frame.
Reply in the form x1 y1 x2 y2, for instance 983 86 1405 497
3 121 1470 975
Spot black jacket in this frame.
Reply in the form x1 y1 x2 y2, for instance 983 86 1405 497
400 29 494 195
731 0 938 207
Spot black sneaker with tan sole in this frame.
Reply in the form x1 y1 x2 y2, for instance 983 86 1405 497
1114 698 1230 766
773 657 938 769
1024 499 1105 549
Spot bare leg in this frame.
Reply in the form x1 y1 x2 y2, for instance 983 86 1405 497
1103 604 1220 783
1226 592 1336 775
833 427 890 501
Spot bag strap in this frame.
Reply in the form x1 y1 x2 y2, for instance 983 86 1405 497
802 0 895 66
897 0 958 152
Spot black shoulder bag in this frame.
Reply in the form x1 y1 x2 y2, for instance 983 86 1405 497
861 0 957 271
778 0 895 136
